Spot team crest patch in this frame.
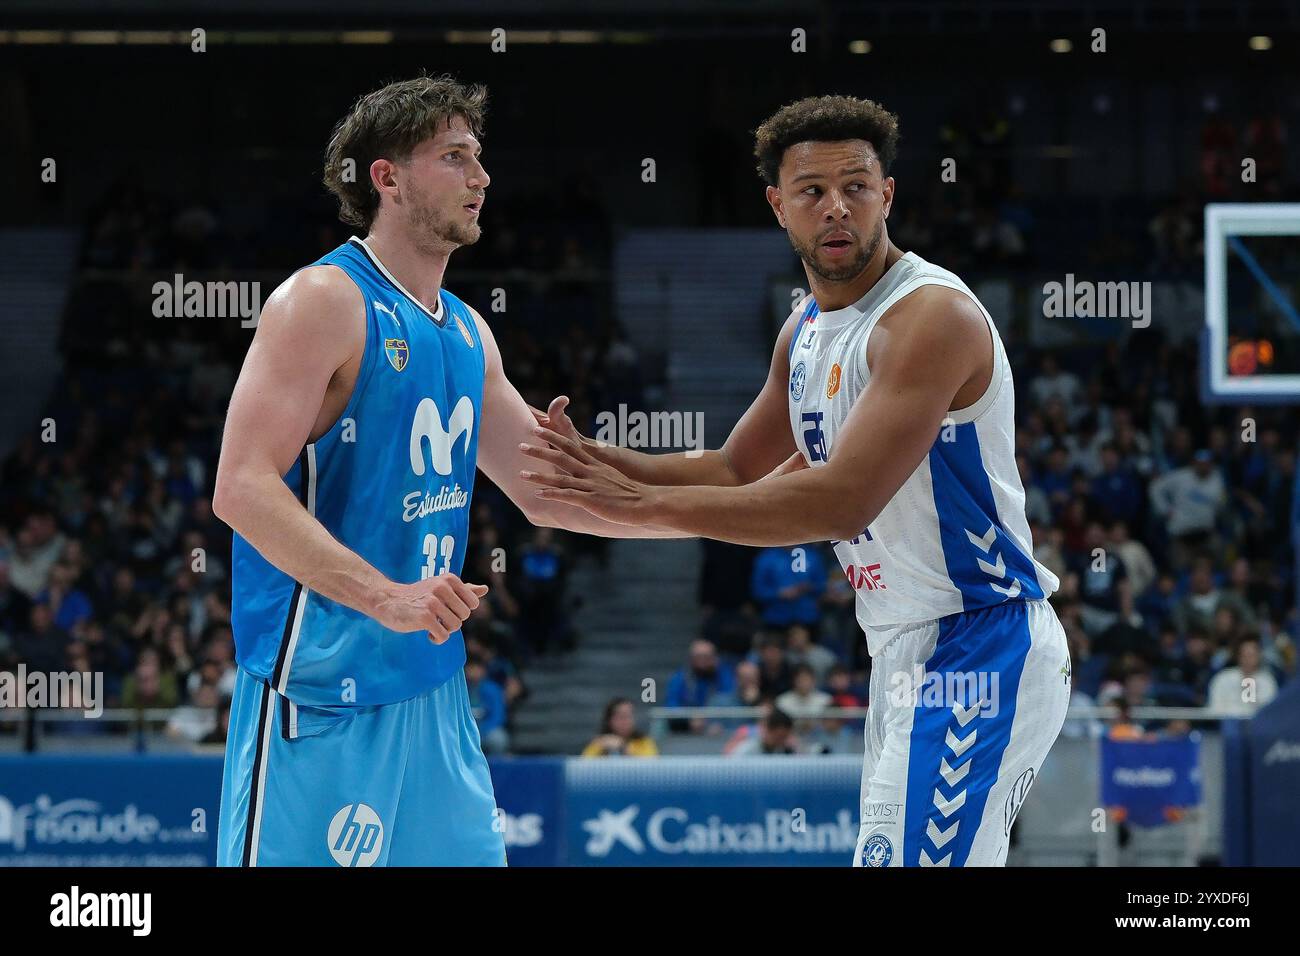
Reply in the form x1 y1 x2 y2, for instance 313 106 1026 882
860 834 893 868
385 338 409 372
790 361 807 400
455 315 475 349
826 363 842 398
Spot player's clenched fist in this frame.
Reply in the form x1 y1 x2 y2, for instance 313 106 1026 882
371 573 490 644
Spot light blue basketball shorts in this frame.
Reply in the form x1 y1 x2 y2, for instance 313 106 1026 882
217 666 506 866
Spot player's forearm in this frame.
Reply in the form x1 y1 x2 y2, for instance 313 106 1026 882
532 500 691 538
214 472 394 615
644 468 868 546
591 442 741 487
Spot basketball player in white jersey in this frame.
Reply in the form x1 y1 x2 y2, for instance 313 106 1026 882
521 95 1072 866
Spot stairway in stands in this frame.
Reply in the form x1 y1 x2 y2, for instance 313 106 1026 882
0 229 79 459
510 229 794 754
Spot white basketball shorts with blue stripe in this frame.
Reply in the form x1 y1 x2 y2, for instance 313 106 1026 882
853 598 1071 867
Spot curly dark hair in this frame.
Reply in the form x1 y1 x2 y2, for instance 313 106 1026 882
323 73 488 230
753 94 900 186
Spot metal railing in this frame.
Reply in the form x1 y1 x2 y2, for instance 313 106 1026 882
0 708 215 753
0 703 1253 755
648 704 1251 722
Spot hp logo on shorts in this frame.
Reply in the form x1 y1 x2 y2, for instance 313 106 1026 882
327 803 384 867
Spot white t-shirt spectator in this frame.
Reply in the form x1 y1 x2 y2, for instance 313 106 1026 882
166 705 217 743
775 688 832 719
1031 370 1081 408
1149 466 1226 536
1114 538 1157 598
1207 667 1278 716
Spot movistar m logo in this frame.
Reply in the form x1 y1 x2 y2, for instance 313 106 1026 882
409 396 474 477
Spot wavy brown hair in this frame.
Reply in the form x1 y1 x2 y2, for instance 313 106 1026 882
323 73 488 230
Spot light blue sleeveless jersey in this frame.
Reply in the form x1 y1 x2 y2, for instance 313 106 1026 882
231 237 485 707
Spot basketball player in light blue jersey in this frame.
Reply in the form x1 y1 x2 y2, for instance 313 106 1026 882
213 75 678 866
524 96 1072 867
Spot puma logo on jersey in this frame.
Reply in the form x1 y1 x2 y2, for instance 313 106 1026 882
374 300 402 327
409 396 474 476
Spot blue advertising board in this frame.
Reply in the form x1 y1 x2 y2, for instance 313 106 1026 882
564 755 860 866
1099 734 1202 827
0 754 861 866
1242 678 1300 865
0 755 222 866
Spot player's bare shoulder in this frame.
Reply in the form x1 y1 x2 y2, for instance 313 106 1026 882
868 283 991 375
254 264 366 359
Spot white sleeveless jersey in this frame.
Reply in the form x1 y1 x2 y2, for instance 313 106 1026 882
786 251 1058 652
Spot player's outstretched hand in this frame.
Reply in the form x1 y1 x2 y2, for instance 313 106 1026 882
372 573 490 644
529 395 585 448
519 426 655 526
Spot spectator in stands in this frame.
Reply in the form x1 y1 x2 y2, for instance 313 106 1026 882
34 561 92 634
752 632 794 699
7 512 65 599
465 632 526 710
726 707 798 756
166 678 220 743
826 664 865 707
1030 354 1081 409
0 561 33 639
775 664 832 728
1218 558 1261 634
698 538 759 657
1070 522 1131 634
465 654 509 755
200 695 232 747
1171 558 1225 637
784 623 837 682
581 697 659 757
1035 445 1075 516
710 658 762 708
818 561 861 666
750 545 826 632
515 526 570 656
1107 520 1155 600
1149 450 1227 567
1089 444 1144 526
1207 637 1278 716
12 602 72 674
120 647 179 711
666 638 735 712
